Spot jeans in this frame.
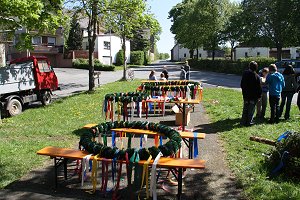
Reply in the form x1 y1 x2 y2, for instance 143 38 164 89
241 99 257 126
269 95 280 122
279 91 294 119
256 92 268 118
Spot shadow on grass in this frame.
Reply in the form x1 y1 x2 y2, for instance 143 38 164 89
193 118 241 134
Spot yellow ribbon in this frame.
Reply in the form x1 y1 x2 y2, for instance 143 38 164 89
138 154 152 200
89 154 99 194
117 102 121 122
153 102 156 114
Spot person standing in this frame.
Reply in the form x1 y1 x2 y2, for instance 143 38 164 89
149 70 157 80
180 66 186 80
279 65 298 120
240 61 262 126
162 66 169 80
256 67 269 119
266 64 285 123
184 61 190 80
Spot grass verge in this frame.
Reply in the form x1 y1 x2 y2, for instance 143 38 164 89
0 80 140 188
202 88 300 200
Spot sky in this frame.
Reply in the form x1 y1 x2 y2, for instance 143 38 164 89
147 0 241 54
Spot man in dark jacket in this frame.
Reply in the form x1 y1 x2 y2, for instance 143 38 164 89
240 61 262 126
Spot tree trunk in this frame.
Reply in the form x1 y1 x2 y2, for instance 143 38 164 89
230 41 235 61
88 44 95 91
196 48 199 60
122 35 127 80
189 49 194 59
212 50 215 61
276 44 283 61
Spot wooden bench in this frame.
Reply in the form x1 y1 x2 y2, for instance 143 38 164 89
37 146 205 200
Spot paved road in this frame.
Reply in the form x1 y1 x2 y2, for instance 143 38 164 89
53 61 297 104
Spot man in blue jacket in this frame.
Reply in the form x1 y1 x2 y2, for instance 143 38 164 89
266 64 285 123
240 61 262 126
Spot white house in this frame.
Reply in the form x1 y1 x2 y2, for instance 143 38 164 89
234 46 300 60
82 34 130 65
171 43 208 61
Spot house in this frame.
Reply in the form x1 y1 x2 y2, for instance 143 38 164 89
82 34 130 65
171 43 225 61
171 43 208 61
7 27 64 67
79 19 130 65
233 46 300 60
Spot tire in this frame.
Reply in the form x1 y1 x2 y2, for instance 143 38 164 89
7 99 23 116
41 91 52 106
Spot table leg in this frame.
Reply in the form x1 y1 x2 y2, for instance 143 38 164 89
182 103 186 131
177 168 183 200
188 138 193 159
54 158 58 188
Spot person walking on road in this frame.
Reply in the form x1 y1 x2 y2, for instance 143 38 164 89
266 64 285 123
240 61 262 126
279 65 298 120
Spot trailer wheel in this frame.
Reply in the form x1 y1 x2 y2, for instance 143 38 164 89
7 99 23 116
41 91 52 105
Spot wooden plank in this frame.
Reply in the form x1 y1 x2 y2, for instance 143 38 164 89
83 124 97 129
180 132 206 139
37 146 206 169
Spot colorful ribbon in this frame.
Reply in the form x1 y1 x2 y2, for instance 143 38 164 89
193 132 199 158
150 152 163 200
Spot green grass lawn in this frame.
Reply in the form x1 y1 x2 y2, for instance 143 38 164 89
202 88 300 200
0 80 141 188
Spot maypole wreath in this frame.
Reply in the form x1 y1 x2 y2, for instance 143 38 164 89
80 121 182 160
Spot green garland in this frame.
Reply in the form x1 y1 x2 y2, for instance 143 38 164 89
142 80 200 86
104 92 148 103
143 85 198 92
80 121 182 160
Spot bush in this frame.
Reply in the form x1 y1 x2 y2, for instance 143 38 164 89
115 50 124 66
72 59 115 71
189 57 276 75
130 51 144 65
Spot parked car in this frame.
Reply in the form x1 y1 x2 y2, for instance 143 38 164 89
275 60 300 73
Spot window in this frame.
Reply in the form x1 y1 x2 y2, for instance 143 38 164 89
245 52 248 57
199 53 202 58
257 52 260 56
38 60 51 72
184 53 186 57
104 41 111 50
32 36 42 45
48 37 56 46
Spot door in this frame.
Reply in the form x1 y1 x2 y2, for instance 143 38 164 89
35 58 58 90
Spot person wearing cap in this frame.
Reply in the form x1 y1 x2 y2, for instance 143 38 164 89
240 61 262 126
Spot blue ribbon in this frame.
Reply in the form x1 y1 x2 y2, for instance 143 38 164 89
193 132 199 158
103 99 108 113
140 135 143 149
112 131 116 147
159 136 163 146
271 151 289 175
111 150 119 187
277 131 291 142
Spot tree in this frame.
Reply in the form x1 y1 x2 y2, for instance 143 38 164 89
108 0 148 80
66 15 83 50
0 0 65 49
239 0 297 60
68 0 108 91
169 0 231 60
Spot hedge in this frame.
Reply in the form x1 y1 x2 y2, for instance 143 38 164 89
130 51 144 65
189 57 277 75
73 58 115 71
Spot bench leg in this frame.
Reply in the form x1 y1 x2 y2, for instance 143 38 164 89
177 168 183 200
64 158 68 180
